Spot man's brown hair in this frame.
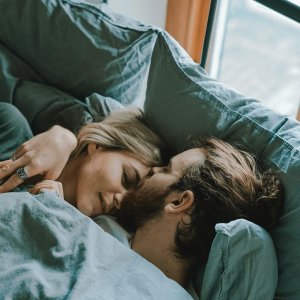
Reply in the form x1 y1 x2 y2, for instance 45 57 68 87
170 137 284 268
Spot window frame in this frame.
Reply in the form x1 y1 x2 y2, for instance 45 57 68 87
200 0 300 69
254 0 300 24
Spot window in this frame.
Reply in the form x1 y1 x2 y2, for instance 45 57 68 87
208 0 300 117
288 0 300 6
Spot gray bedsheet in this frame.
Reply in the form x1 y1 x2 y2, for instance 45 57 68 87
0 190 192 299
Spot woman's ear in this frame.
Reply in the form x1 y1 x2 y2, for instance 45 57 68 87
87 143 100 155
164 190 194 215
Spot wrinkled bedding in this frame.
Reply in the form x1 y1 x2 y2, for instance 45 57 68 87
0 190 192 300
0 187 279 300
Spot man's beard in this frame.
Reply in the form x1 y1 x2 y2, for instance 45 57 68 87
119 180 171 230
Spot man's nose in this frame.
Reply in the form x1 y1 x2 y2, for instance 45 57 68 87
114 192 126 209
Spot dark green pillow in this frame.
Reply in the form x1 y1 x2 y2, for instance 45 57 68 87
0 0 158 105
0 41 123 135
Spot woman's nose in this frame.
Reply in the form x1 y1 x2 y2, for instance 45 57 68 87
152 166 163 174
114 192 126 209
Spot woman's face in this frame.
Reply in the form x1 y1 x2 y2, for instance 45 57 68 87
75 144 151 217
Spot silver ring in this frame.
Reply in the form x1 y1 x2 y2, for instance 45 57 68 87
16 167 28 181
12 155 16 161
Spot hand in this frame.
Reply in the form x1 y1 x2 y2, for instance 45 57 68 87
27 180 64 199
0 125 77 193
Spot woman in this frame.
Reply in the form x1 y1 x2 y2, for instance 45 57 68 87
0 103 164 217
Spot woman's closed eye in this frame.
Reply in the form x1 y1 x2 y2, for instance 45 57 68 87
123 170 129 187
123 166 141 189
123 170 136 189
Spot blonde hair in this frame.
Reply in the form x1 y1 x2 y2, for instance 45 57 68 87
70 106 164 166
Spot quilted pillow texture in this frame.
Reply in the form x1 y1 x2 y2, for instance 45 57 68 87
0 0 158 105
145 31 300 299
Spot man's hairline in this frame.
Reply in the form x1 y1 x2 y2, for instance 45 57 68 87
169 148 207 193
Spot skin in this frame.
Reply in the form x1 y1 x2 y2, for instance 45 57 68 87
123 148 207 288
57 143 151 217
140 148 206 195
0 125 151 217
0 126 77 193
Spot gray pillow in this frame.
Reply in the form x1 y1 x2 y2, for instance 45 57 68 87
0 36 124 135
0 0 158 105
14 80 123 135
0 41 45 104
197 219 278 300
145 31 300 299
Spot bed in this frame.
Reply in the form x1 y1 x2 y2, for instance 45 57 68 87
0 0 299 299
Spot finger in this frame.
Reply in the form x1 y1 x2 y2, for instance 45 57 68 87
31 180 62 190
28 188 37 195
39 188 56 195
33 180 56 185
31 186 44 195
28 185 39 193
0 164 33 193
0 157 29 180
31 184 54 191
40 186 62 198
9 143 27 159
0 172 25 193
31 179 57 188
28 182 56 194
29 185 45 195
0 160 13 168
28 185 43 194
37 181 64 199
58 184 64 199
39 188 50 194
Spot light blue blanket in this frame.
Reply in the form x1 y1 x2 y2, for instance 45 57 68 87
0 189 279 300
0 191 192 299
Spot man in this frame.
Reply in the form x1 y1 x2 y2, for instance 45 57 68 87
96 137 284 298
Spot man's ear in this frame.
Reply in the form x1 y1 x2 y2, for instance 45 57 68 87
87 143 101 155
164 190 194 215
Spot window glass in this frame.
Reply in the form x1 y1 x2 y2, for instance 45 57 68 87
287 0 300 6
209 0 300 117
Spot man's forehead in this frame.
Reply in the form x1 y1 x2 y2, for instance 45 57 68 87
171 148 206 172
